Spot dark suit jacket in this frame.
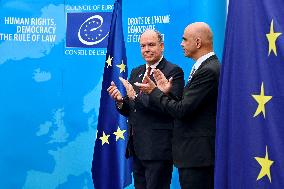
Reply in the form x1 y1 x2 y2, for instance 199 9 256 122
117 57 184 160
149 55 220 168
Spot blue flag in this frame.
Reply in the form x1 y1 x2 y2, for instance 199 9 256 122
92 0 132 188
215 0 284 188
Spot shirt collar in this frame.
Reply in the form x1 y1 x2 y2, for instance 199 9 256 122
193 52 215 71
146 55 163 69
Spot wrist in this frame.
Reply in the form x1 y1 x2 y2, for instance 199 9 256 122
116 96 123 103
149 86 157 94
116 100 123 109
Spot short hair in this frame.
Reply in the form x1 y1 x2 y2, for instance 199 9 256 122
140 29 164 43
154 30 164 43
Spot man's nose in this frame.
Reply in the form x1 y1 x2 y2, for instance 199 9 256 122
145 45 150 51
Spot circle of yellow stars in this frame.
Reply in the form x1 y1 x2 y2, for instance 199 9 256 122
98 55 127 146
250 18 281 184
105 55 126 73
98 126 126 146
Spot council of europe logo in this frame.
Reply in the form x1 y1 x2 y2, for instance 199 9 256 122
66 12 112 48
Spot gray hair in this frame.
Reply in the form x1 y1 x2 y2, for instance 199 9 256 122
140 29 164 43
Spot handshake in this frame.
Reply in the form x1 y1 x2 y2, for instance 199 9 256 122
107 69 173 102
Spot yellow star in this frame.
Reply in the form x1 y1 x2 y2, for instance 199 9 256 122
113 126 126 141
266 19 282 56
106 55 113 68
254 146 274 182
252 82 272 118
116 60 126 73
99 131 110 145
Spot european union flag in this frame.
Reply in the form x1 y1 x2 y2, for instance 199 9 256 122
91 0 132 189
66 12 111 48
215 0 284 188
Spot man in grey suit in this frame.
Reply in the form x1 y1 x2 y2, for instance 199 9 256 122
137 22 220 189
107 29 184 189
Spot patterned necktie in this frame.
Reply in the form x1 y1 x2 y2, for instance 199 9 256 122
187 67 196 82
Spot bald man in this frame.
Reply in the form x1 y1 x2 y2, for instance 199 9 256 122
108 29 184 189
137 22 220 189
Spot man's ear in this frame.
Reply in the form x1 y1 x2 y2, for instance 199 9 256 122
196 38 201 49
160 42 165 51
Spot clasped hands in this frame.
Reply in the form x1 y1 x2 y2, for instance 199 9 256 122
107 69 173 102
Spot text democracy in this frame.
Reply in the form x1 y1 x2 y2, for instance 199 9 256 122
17 26 56 34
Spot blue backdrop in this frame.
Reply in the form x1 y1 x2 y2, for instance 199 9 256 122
0 0 226 188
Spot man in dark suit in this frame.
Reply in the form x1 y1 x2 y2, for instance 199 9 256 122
137 22 220 189
107 29 184 189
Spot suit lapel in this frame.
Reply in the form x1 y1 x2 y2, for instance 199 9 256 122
134 57 167 84
134 66 146 83
152 58 167 83
186 55 217 87
195 55 217 73
129 58 169 94
156 58 166 70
